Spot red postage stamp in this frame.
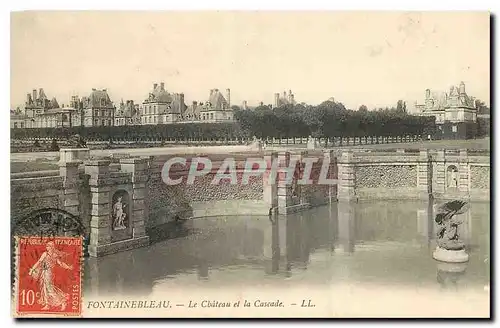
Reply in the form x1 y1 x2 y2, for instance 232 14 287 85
14 236 83 317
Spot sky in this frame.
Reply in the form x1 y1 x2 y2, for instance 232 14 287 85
11 11 490 111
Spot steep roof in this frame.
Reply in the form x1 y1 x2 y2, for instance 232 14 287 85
183 103 201 119
144 84 173 104
49 97 60 109
202 89 228 111
84 89 114 108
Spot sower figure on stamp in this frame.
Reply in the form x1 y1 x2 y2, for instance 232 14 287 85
28 241 73 311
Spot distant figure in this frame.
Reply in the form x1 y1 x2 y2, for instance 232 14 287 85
427 134 432 141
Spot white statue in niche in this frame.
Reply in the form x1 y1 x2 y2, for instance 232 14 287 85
448 167 458 189
112 196 127 230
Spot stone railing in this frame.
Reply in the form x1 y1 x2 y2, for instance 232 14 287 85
334 148 490 202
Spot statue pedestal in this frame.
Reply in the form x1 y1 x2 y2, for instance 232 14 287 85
433 246 469 263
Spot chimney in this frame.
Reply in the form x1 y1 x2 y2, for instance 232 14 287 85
242 100 248 110
160 82 165 90
259 101 264 106
425 89 430 99
33 89 37 101
459 81 465 94
274 93 280 108
283 91 287 99
179 93 185 113
225 88 231 107
153 83 158 90
26 93 32 104
210 89 214 96
290 93 295 104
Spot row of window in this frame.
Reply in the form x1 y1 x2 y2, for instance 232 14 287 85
91 110 112 117
115 118 131 126
143 104 172 115
90 119 112 126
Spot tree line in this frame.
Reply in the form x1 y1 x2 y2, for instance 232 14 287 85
235 100 436 139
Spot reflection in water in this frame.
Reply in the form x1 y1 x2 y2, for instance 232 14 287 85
337 202 355 254
84 200 489 298
437 262 468 291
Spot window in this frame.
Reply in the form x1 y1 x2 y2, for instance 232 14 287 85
210 113 214 120
452 125 457 132
94 119 98 126
154 116 157 123
13 122 18 128
20 122 24 128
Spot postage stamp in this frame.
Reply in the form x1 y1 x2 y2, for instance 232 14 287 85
14 236 83 317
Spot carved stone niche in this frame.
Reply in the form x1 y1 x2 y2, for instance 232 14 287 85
110 189 133 242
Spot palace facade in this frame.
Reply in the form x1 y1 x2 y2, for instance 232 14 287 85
413 82 478 138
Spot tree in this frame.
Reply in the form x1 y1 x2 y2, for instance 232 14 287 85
475 99 490 115
396 100 407 113
358 105 368 113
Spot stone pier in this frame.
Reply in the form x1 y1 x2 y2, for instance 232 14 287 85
85 159 149 257
337 151 357 202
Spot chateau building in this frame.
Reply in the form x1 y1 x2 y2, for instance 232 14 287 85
115 100 140 126
16 88 81 128
197 88 233 122
414 82 478 138
80 89 115 127
142 82 185 125
273 90 296 108
10 107 26 129
182 101 201 122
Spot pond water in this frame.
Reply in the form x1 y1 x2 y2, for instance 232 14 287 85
84 200 490 301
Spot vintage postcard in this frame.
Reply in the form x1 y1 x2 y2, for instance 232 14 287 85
10 11 490 318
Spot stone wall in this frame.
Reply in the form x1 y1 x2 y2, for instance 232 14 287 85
470 166 490 189
11 176 63 220
343 153 421 201
337 149 490 202
146 156 264 225
356 165 417 188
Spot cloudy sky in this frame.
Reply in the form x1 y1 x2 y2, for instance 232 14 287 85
11 11 490 110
